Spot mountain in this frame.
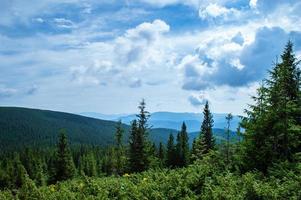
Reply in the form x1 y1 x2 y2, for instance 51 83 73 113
0 107 238 152
0 107 131 151
81 111 241 132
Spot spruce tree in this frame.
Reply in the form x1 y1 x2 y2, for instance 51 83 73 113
200 102 215 154
191 102 215 161
129 119 146 172
54 130 76 182
225 113 233 166
166 133 176 168
242 41 301 172
158 142 165 168
115 120 126 175
128 99 150 172
176 122 190 167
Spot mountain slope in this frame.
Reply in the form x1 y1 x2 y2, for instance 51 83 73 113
0 107 131 151
0 107 238 152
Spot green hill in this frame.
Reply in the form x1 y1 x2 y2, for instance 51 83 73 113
0 107 237 152
0 107 132 151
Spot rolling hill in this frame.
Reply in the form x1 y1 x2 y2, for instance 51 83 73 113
0 107 237 152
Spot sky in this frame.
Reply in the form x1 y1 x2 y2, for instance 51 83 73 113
0 0 301 115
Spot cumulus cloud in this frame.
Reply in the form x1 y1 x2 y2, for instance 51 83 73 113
115 19 170 66
188 94 208 107
180 26 301 91
249 0 258 9
199 3 236 19
70 19 171 87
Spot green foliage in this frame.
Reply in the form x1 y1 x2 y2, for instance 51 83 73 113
0 107 130 152
129 99 151 173
166 133 176 168
1 152 299 200
53 130 76 182
175 122 190 167
0 42 300 200
191 102 215 161
114 120 127 175
242 41 301 172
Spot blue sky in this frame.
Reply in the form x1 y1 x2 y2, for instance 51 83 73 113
0 0 301 115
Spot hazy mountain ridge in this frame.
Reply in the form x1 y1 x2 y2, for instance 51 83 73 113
81 111 241 132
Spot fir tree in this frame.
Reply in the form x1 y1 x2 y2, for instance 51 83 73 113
166 133 176 168
242 41 301 172
128 99 150 172
53 130 76 182
128 119 146 172
191 102 215 161
225 113 233 166
200 102 215 154
175 122 190 167
157 142 165 168
115 120 126 175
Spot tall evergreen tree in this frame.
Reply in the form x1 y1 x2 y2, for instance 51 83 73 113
225 113 233 166
157 142 165 168
166 133 176 168
53 130 76 182
128 118 148 172
115 120 126 175
130 99 150 172
175 122 190 167
242 41 301 172
191 102 215 161
200 102 215 154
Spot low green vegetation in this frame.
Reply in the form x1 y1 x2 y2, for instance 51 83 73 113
0 42 300 199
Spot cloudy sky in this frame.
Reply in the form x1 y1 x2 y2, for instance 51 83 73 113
1 0 301 115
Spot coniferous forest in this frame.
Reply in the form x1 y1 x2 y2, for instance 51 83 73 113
0 42 300 199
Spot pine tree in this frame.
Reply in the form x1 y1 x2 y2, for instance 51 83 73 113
200 102 215 154
175 122 190 167
53 129 76 182
166 133 176 168
11 154 28 189
129 119 146 172
158 142 165 168
242 41 301 172
191 102 215 161
128 100 150 172
225 113 233 166
115 120 126 175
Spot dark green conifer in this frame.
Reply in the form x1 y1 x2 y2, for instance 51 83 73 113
53 130 76 182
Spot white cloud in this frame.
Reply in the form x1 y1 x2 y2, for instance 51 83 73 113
249 0 258 9
188 93 208 107
136 0 201 8
199 3 240 20
69 19 173 88
53 18 76 29
0 85 18 98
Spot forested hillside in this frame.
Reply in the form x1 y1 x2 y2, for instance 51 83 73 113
0 107 235 152
0 42 300 199
0 107 129 151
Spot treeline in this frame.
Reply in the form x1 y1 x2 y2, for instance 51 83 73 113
0 98 224 190
0 42 300 198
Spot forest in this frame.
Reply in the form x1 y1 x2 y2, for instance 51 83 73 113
0 42 300 199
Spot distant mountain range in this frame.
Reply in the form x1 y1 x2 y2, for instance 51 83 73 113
80 111 241 132
0 107 238 152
